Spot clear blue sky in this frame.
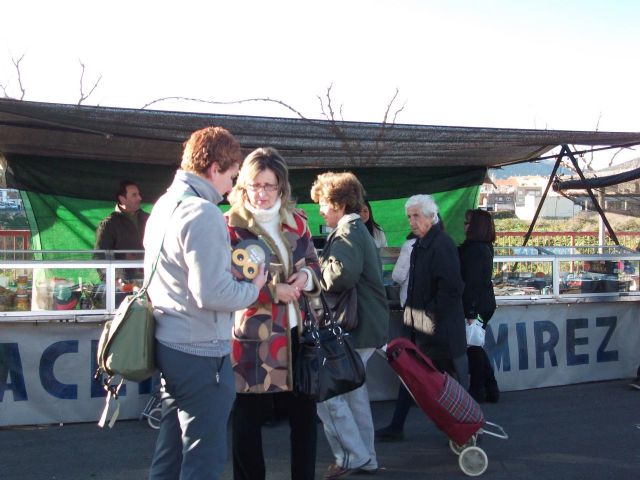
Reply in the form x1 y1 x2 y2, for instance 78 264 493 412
2 0 639 164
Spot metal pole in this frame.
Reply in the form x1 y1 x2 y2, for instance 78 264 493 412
562 144 619 245
522 151 564 247
598 190 605 252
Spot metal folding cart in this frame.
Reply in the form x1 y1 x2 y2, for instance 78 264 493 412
385 338 508 476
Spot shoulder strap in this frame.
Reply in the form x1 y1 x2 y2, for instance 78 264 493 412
140 191 195 295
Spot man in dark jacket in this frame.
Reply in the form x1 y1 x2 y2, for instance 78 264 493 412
95 180 149 282
376 194 467 441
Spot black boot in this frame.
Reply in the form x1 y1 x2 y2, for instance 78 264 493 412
375 424 404 441
375 384 411 441
467 347 486 403
486 378 500 403
478 347 500 403
469 386 486 403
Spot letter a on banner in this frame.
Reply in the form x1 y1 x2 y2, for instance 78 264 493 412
0 343 28 401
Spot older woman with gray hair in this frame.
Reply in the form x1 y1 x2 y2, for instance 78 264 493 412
376 194 468 441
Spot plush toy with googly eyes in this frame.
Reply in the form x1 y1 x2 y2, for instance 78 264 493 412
231 239 270 280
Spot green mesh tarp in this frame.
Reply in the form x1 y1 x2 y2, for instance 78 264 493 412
20 191 130 251
6 154 485 204
300 186 479 246
22 185 479 251
10 152 484 250
8 155 175 204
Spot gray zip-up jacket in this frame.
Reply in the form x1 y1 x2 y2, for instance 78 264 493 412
144 170 258 349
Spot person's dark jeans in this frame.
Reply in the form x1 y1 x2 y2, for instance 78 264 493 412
232 328 317 480
232 392 317 480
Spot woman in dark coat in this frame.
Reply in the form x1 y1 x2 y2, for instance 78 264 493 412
376 194 467 441
459 208 499 403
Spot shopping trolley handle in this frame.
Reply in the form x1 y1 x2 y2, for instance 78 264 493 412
479 421 509 440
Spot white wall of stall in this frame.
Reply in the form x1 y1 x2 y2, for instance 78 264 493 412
0 321 150 427
485 300 639 389
367 299 640 400
1 299 639 426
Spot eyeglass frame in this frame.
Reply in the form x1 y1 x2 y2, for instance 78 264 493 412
246 183 279 193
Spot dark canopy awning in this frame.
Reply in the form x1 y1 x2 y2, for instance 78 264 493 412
1 99 640 202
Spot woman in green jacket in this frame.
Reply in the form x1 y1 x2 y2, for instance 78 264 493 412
311 171 389 479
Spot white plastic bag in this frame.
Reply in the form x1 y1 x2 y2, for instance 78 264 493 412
466 318 486 347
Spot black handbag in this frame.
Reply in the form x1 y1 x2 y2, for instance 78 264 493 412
294 293 366 402
323 287 358 331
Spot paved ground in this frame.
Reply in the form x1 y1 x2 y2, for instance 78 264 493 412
1 379 639 479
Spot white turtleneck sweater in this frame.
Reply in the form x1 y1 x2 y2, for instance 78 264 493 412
245 199 313 328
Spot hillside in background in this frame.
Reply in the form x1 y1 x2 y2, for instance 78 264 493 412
490 159 571 179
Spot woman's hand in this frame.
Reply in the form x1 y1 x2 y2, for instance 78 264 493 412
251 264 269 291
276 282 301 304
287 270 309 290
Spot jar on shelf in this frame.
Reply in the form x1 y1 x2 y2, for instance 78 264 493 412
15 294 30 311
16 274 29 296
0 288 15 311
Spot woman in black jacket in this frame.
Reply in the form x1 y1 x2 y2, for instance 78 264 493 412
376 195 467 441
459 209 499 403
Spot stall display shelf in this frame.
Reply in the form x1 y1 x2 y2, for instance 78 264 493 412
0 250 144 321
1 246 639 322
380 245 640 305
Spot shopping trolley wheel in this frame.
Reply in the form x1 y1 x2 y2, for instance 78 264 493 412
449 435 477 455
459 446 488 476
147 407 162 430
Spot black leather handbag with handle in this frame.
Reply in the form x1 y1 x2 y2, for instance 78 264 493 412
294 293 366 402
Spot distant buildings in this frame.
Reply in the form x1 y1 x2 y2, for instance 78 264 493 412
483 158 640 219
561 158 640 218
0 189 22 211
480 175 582 220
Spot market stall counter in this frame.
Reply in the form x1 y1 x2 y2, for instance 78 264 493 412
0 250 151 427
2 246 640 427
369 245 640 401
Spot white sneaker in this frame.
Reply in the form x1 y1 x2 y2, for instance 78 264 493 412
629 378 640 390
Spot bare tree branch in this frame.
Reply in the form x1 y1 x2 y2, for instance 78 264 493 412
565 115 607 177
316 94 327 119
315 85 408 166
12 54 26 100
389 89 406 125
322 84 337 122
315 84 371 164
141 95 309 120
143 84 406 168
609 146 636 166
381 88 399 125
371 88 406 161
78 60 102 105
